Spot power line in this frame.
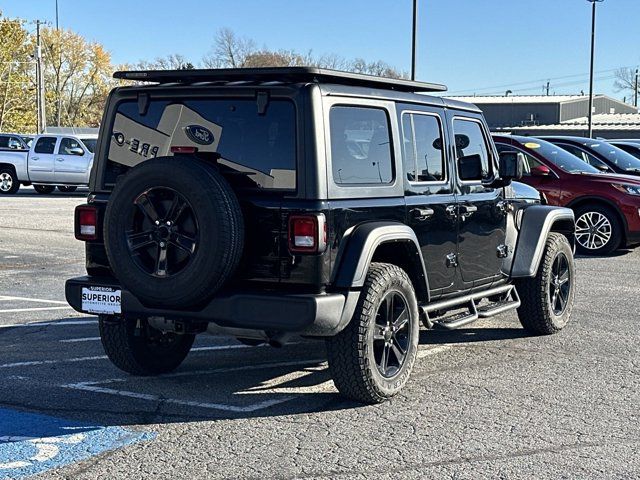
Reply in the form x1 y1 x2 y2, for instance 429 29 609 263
447 66 634 95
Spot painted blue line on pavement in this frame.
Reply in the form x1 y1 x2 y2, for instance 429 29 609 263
0 408 155 479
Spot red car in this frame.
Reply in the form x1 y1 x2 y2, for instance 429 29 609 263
494 134 640 255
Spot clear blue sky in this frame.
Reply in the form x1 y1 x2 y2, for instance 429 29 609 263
3 0 639 100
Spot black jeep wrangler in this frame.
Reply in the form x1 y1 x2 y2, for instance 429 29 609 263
66 67 576 404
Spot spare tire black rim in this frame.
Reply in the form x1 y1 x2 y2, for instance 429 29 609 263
127 187 199 278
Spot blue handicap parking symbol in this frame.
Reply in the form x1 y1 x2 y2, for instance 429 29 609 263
0 408 154 479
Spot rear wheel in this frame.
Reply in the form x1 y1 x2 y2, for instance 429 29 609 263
57 185 78 193
574 204 621 255
326 263 419 404
0 168 19 194
99 315 195 375
34 184 55 194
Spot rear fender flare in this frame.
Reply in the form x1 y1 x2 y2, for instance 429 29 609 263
332 221 429 299
511 205 575 278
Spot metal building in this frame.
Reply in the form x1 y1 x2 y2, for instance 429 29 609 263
446 95 638 138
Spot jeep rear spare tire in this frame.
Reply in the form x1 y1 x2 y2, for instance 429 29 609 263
104 156 244 307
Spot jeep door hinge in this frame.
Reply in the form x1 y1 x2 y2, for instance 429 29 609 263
446 253 458 268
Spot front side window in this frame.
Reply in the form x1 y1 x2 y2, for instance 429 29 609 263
58 138 84 155
452 118 491 181
34 137 57 154
330 106 393 185
402 113 446 182
557 143 607 170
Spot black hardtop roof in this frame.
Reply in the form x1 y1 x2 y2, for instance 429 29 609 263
113 66 448 93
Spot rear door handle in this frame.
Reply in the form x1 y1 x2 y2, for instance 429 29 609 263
410 207 434 221
30 157 39 161
445 205 457 218
56 158 65 162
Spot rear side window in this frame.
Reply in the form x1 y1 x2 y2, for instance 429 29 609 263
107 98 296 190
330 106 393 185
452 119 491 181
34 137 57 154
402 112 446 182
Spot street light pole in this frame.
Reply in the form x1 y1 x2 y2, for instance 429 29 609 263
587 0 603 139
411 0 418 81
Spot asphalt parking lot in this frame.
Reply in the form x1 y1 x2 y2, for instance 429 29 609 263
1 189 639 479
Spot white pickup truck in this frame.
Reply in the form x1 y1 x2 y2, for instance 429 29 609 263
0 133 97 194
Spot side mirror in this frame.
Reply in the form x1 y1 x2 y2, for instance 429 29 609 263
68 147 85 156
458 154 482 181
498 151 524 183
530 165 551 177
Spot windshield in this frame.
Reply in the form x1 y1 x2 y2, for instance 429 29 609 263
81 138 97 153
587 142 640 172
519 139 600 174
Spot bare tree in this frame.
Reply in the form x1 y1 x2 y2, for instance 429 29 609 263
133 54 194 70
203 28 256 68
202 27 406 78
614 67 639 103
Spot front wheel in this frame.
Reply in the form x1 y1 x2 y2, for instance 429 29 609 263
99 315 195 375
33 184 55 194
515 233 575 335
0 168 20 194
326 263 419 404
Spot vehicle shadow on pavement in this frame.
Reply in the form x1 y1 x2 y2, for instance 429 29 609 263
575 249 633 259
419 327 529 345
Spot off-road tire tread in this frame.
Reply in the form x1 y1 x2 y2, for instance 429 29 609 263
326 262 418 404
99 316 195 375
516 233 574 335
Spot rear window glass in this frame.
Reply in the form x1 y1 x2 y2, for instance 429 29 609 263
330 106 393 185
34 137 57 154
106 98 296 190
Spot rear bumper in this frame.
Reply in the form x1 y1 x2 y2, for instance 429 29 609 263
65 276 357 336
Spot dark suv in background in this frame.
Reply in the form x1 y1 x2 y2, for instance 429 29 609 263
542 136 640 176
65 68 576 404
494 135 640 255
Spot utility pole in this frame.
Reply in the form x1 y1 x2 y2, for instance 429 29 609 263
546 81 550 96
411 0 418 81
586 0 604 139
55 0 61 127
634 68 638 108
35 20 47 134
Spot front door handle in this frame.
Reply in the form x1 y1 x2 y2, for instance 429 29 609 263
411 207 434 221
459 204 478 216
56 158 65 162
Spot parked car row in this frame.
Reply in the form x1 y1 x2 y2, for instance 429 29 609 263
0 132 97 194
493 135 640 255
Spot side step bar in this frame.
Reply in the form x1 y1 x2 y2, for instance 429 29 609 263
420 285 521 330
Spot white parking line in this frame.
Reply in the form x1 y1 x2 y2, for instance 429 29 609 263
0 320 96 329
0 306 73 314
59 337 101 343
0 296 68 305
417 344 454 358
62 359 325 413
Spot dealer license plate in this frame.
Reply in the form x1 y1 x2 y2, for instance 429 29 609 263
81 286 122 315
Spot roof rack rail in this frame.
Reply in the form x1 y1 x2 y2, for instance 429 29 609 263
113 67 447 93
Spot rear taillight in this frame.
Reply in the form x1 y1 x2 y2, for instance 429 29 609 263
288 214 327 254
75 205 98 241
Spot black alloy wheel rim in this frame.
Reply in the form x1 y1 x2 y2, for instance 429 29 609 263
549 252 571 316
373 291 411 378
127 187 199 278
